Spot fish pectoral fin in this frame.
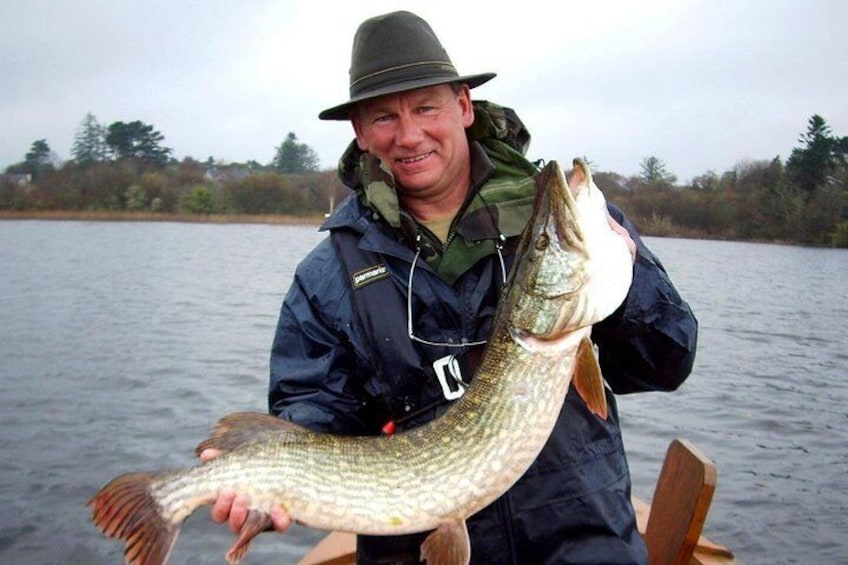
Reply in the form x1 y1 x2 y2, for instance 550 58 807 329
419 519 470 565
225 508 273 564
195 411 310 457
572 337 609 420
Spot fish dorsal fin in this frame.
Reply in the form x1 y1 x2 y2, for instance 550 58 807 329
572 337 609 420
194 411 309 457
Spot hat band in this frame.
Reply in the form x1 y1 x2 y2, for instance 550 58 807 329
350 60 458 93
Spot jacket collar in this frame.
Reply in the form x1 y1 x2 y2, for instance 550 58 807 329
322 142 505 237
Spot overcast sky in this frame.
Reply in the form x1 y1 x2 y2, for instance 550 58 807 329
2 0 846 182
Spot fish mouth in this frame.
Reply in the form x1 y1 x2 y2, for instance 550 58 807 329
525 160 585 257
504 160 590 341
548 163 584 253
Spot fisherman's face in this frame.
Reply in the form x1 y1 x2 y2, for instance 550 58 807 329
352 83 475 201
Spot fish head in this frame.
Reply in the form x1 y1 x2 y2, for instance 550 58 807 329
505 159 633 350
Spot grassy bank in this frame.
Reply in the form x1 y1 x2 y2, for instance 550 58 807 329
0 209 325 226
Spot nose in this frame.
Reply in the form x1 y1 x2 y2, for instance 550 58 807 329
395 112 424 148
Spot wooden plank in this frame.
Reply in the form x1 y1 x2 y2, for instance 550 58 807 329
692 538 736 565
634 496 734 565
298 531 355 565
643 438 718 565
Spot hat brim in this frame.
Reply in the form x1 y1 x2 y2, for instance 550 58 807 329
318 72 496 121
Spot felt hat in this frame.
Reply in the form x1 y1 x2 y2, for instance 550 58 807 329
318 11 496 120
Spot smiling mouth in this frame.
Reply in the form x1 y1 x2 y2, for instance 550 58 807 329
397 151 434 165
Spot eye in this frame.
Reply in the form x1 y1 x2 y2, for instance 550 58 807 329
535 233 549 251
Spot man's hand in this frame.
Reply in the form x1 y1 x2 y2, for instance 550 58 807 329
200 448 293 534
607 214 637 263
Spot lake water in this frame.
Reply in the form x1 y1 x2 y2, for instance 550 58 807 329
1 220 846 564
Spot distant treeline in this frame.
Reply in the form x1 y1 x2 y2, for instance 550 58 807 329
0 156 349 218
1 113 347 218
2 113 847 247
597 114 848 247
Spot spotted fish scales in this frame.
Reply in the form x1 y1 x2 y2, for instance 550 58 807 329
87 158 633 564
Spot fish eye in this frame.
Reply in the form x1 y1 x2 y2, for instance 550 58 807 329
535 233 549 251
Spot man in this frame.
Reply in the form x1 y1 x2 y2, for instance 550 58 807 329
205 10 697 564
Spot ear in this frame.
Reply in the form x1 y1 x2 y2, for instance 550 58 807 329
458 85 474 128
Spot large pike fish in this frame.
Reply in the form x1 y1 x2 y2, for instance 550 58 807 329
88 159 633 564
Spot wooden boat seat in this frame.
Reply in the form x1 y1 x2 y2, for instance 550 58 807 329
299 438 734 564
635 438 735 564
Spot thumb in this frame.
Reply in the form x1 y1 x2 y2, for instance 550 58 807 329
199 448 223 463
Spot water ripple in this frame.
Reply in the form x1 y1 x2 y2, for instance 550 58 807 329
1 225 846 564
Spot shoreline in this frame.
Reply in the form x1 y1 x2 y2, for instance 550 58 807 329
0 209 325 226
0 209 821 248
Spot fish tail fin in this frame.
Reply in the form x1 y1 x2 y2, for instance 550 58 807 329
195 411 307 457
87 472 179 565
572 336 609 420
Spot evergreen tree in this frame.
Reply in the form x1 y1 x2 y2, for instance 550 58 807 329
23 139 55 180
786 114 847 197
105 120 172 166
272 132 319 173
25 139 50 164
72 112 108 165
639 156 677 188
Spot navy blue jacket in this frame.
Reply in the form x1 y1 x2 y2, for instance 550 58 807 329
268 108 697 564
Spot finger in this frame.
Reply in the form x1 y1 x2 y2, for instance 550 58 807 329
199 448 223 463
229 495 250 534
269 507 293 534
210 491 236 524
607 214 636 262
